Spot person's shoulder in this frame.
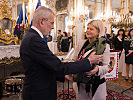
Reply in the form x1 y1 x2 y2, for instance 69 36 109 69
80 39 86 43
124 36 130 41
114 35 117 38
105 33 110 35
106 33 111 37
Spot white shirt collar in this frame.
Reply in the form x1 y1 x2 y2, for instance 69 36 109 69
117 36 122 41
31 26 44 38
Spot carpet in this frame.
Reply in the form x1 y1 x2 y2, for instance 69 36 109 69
57 88 76 100
107 89 133 100
107 81 133 100
57 81 133 100
57 87 133 100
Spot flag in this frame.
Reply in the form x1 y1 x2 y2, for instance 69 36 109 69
30 0 41 27
17 8 23 24
14 7 28 39
36 0 41 9
17 8 28 25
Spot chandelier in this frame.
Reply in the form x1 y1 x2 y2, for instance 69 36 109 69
78 6 89 22
111 0 133 28
111 13 133 28
95 0 133 28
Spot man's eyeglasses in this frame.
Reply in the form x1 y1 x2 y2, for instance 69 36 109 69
43 18 54 25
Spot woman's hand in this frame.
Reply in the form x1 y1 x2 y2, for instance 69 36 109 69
85 65 99 77
65 75 73 82
128 50 133 54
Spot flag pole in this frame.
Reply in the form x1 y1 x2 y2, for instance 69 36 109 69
27 0 30 26
22 0 25 36
22 0 25 26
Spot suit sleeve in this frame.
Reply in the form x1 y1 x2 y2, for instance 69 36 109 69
29 36 92 76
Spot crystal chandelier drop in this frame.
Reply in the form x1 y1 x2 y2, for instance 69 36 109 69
111 0 133 28
78 6 89 22
112 13 133 28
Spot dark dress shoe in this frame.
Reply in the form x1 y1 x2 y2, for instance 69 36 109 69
125 76 129 81
125 78 129 81
131 77 133 82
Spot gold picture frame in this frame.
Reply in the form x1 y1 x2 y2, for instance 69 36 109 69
0 1 18 45
55 0 69 12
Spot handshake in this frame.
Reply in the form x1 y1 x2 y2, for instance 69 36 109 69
87 52 103 65
65 52 103 82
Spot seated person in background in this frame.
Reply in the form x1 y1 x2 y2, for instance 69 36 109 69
66 20 110 100
61 32 69 52
123 28 133 81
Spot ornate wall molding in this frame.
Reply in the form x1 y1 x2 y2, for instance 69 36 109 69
0 45 20 59
55 0 68 12
0 1 12 19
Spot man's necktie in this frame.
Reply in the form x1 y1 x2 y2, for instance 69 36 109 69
44 37 48 44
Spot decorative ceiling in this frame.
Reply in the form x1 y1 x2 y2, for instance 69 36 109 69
86 0 133 12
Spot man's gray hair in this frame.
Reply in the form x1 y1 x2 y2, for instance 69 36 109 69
88 20 105 37
32 6 54 25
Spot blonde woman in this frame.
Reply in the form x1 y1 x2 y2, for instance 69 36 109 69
66 20 110 100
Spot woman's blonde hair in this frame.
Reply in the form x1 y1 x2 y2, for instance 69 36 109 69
87 20 105 37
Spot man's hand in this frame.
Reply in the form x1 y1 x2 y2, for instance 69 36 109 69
88 52 103 64
85 65 99 77
126 50 133 56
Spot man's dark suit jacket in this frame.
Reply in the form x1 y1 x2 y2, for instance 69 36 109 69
20 28 92 100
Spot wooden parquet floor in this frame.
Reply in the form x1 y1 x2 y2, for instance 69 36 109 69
109 72 133 88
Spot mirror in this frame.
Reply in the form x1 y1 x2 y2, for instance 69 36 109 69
55 13 69 53
55 0 68 11
56 13 68 34
0 1 18 45
0 18 13 35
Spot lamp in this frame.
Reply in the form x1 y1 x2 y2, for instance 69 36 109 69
95 0 133 28
111 0 133 28
78 6 89 22
100 9 133 28
112 13 133 28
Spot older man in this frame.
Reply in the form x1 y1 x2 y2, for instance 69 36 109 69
20 6 103 100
